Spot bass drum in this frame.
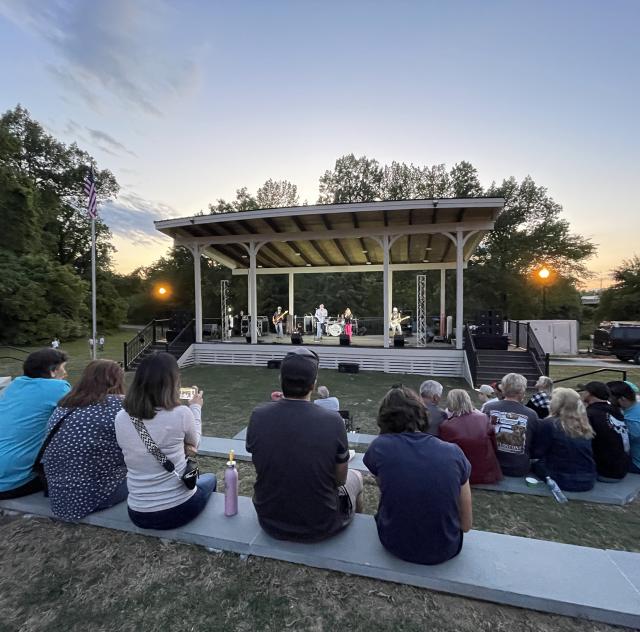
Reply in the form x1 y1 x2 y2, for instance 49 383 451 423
327 323 343 337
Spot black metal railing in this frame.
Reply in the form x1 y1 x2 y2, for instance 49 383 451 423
508 320 550 376
123 319 170 371
167 319 195 357
463 325 478 386
0 346 30 363
554 367 627 385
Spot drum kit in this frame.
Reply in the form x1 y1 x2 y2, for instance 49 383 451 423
322 316 359 337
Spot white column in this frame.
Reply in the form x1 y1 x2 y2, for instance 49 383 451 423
440 268 446 337
249 242 258 344
192 245 203 343
382 235 390 348
288 271 294 334
387 271 393 319
455 231 464 350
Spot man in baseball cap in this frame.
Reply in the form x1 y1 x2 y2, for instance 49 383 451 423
577 381 630 481
246 348 363 542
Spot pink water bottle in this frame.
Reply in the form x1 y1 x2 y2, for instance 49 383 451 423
224 449 238 516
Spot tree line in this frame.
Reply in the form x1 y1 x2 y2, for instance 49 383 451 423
1 105 637 346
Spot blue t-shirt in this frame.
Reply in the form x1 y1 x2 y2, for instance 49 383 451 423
0 376 70 492
624 402 640 469
363 432 471 565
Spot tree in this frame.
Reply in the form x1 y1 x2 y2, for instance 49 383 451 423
256 179 299 208
466 176 595 318
597 256 640 321
318 154 382 203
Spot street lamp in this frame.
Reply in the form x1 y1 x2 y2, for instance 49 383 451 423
538 267 550 317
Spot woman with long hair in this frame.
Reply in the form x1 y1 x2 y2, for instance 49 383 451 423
115 352 216 530
532 387 596 491
343 308 353 339
42 360 127 520
363 385 472 565
439 389 502 484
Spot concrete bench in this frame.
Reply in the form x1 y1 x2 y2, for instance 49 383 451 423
1 492 639 628
201 435 640 506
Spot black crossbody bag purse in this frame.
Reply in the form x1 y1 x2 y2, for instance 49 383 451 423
129 416 199 490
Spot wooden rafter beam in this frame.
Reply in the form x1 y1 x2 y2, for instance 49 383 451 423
351 213 371 264
322 215 352 265
260 218 314 266
441 209 465 262
290 216 332 265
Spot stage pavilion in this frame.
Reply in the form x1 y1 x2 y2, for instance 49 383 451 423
154 197 504 379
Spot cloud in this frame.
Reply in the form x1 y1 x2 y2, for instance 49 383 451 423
86 128 136 157
100 191 179 248
0 0 201 115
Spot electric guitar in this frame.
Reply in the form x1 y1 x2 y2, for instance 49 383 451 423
272 310 289 325
390 315 410 327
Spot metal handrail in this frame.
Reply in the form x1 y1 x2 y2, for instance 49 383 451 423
554 367 627 385
463 324 478 386
507 320 550 377
123 320 157 371
167 319 195 355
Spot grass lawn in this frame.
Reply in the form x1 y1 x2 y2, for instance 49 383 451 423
549 364 640 390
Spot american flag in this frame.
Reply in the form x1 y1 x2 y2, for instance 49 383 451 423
84 167 98 219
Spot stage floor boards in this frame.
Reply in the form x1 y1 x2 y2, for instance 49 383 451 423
215 334 452 350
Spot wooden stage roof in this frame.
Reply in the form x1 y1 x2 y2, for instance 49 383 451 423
155 198 504 274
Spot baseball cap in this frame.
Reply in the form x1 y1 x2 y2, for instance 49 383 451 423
280 347 319 386
475 384 495 396
625 380 639 394
576 381 610 400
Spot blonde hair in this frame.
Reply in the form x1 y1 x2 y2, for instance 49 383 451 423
550 388 594 439
536 376 554 394
447 389 474 416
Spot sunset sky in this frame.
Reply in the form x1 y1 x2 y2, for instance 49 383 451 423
1 0 638 288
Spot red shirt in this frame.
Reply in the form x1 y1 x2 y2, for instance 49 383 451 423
440 411 503 484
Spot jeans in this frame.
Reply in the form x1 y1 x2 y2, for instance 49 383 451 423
316 322 323 338
128 473 217 530
0 476 43 500
95 479 128 511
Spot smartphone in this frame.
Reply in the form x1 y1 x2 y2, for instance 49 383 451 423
179 387 196 400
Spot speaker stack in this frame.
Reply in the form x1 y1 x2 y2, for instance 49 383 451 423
338 363 359 374
339 334 350 346
290 333 303 345
393 335 405 348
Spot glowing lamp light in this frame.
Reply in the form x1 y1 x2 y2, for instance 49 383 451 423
155 284 171 299
538 267 550 280
158 287 167 295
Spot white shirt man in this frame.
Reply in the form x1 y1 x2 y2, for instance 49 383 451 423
315 304 328 339
51 339 60 349
390 307 403 335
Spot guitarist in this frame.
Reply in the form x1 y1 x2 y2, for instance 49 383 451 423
272 307 287 338
390 307 406 335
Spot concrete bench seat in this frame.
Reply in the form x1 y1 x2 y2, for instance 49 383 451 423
201 435 640 506
1 492 639 628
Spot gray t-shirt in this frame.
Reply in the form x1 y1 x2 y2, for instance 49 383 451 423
483 399 539 477
314 397 340 412
247 398 349 542
115 404 202 512
425 402 447 436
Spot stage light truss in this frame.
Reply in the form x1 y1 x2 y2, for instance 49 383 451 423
416 274 427 347
220 279 231 340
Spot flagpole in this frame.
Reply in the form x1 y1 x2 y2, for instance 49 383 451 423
91 215 97 361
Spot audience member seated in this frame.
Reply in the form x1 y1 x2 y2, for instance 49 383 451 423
41 360 128 521
363 386 472 565
440 389 502 484
115 352 216 530
314 385 340 411
531 388 596 491
419 379 447 436
0 349 70 500
578 381 630 482
247 348 363 542
526 376 554 419
480 381 503 413
475 384 495 411
607 381 640 474
484 373 540 477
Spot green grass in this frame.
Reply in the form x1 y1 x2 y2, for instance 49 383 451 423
0 328 134 384
549 364 640 390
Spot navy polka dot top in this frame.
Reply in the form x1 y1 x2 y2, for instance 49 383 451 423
42 395 127 521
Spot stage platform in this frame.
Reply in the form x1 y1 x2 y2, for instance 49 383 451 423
217 333 452 349
178 339 469 380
